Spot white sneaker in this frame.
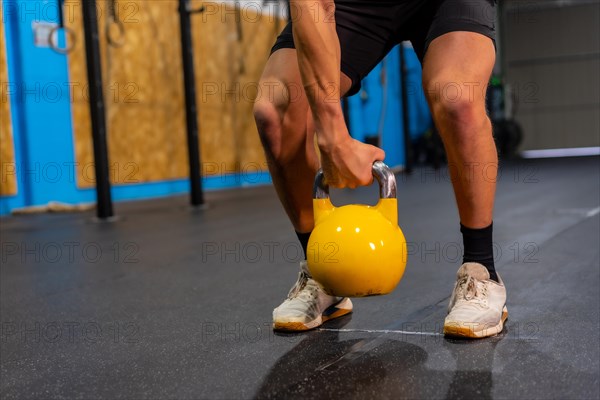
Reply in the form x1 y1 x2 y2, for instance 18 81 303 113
273 261 353 331
444 262 508 338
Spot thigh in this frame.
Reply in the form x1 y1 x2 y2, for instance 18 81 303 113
412 0 497 63
422 31 496 108
260 48 352 115
258 48 310 118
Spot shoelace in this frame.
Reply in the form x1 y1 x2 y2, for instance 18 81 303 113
456 275 488 307
287 271 317 301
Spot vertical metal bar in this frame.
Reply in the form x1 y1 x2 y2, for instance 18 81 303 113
57 0 65 28
399 43 413 174
81 0 114 219
178 0 205 206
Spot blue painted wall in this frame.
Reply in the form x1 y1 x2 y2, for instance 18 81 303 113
3 0 87 210
2 0 98 215
347 44 432 169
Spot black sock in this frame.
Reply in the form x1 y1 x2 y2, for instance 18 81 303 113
295 231 312 260
460 222 498 282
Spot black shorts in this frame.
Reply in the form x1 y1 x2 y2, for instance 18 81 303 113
271 0 497 96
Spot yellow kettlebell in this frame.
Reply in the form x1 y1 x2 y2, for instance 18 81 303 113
307 161 407 297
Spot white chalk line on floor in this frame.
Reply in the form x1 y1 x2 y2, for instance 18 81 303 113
317 328 443 336
586 206 600 218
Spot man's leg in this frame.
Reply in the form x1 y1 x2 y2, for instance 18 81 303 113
254 48 353 252
422 31 507 338
254 49 316 237
254 48 354 331
423 31 498 280
422 31 497 230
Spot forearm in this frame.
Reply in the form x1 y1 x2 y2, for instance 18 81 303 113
290 0 347 147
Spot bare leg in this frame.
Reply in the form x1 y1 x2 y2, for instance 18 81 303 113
253 49 352 233
258 52 356 332
422 32 497 228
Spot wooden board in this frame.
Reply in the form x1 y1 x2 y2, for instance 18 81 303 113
66 0 281 188
0 16 17 196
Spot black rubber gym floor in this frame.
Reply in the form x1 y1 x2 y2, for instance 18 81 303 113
1 156 599 399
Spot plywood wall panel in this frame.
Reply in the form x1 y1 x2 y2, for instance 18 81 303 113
67 0 281 188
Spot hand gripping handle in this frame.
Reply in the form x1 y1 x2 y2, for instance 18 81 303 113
313 161 397 200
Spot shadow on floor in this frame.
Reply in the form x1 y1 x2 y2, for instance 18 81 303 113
255 315 501 399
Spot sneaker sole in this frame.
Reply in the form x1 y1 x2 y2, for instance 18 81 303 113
443 306 509 339
273 297 353 332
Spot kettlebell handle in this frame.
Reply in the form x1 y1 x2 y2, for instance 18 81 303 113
313 161 397 200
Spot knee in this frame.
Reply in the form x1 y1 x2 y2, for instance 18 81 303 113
253 98 283 159
426 81 490 142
